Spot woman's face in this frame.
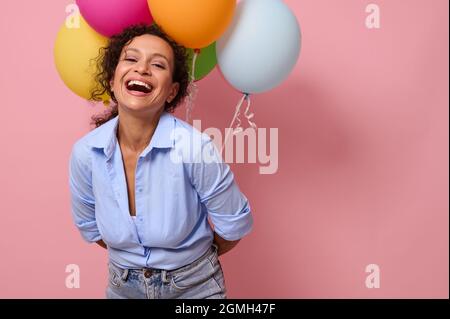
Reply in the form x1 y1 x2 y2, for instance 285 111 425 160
110 34 179 114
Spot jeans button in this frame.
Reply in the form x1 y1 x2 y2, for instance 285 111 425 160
144 269 153 278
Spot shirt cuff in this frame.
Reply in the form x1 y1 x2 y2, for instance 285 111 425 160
76 220 102 243
210 206 254 241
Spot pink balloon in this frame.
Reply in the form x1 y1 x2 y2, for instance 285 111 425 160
76 0 153 37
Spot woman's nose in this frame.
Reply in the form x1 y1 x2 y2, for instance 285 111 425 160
134 61 151 75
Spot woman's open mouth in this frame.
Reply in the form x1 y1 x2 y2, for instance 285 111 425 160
125 80 153 97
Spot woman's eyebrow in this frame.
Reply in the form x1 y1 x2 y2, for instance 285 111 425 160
125 48 169 62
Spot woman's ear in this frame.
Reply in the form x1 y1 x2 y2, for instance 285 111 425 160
167 82 180 103
110 80 114 91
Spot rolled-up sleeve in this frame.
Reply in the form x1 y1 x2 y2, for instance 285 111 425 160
68 141 101 243
189 137 254 241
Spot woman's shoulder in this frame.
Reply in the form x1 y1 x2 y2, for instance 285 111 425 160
170 114 222 165
170 114 214 156
70 116 118 163
73 116 119 150
171 114 210 144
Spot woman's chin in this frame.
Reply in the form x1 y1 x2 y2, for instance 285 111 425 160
118 100 162 113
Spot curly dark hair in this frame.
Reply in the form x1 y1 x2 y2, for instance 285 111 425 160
90 23 190 128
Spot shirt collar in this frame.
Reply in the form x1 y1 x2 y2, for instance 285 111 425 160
88 111 176 159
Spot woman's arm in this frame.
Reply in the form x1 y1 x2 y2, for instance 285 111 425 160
96 239 107 249
188 138 253 256
213 232 240 256
69 141 103 244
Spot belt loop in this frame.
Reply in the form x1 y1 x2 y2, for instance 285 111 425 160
161 270 169 283
121 268 129 281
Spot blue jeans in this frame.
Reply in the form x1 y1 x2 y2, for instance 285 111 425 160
106 243 227 299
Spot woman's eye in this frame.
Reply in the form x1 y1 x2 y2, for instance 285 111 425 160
125 58 137 62
153 64 165 69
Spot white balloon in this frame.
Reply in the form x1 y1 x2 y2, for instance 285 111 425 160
217 0 301 94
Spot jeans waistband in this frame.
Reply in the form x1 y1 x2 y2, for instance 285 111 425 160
108 243 219 282
168 243 218 276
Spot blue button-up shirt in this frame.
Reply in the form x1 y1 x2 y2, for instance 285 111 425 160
68 112 253 270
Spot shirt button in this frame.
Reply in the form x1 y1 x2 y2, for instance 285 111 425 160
143 269 153 278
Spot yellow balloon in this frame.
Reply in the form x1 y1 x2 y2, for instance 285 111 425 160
54 15 110 103
147 0 236 49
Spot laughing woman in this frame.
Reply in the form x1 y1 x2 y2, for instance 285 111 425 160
68 24 253 299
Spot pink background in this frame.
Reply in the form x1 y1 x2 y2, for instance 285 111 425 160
0 0 448 298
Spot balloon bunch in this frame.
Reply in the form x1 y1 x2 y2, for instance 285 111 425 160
54 0 301 134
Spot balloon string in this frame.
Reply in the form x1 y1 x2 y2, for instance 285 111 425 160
234 108 243 134
191 49 199 81
243 95 257 130
233 94 253 134
185 49 200 124
220 93 248 155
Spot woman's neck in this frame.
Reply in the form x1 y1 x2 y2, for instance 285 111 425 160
116 108 164 154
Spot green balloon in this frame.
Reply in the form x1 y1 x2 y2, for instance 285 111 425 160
186 42 217 81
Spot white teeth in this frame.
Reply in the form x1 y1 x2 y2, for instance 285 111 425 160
127 80 151 90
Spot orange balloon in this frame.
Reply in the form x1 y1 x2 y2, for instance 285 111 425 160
147 0 236 49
